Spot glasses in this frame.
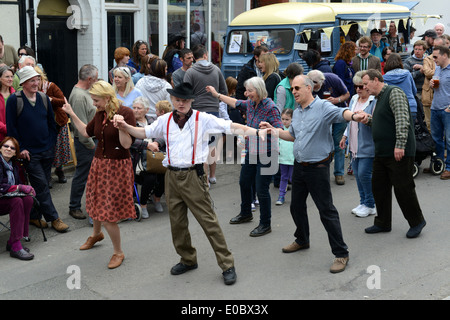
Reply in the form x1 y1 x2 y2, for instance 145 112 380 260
290 85 307 92
355 85 364 90
2 144 16 150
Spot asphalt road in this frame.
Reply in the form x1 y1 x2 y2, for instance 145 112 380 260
0 156 449 304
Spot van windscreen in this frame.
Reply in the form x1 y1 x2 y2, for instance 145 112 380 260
227 29 295 55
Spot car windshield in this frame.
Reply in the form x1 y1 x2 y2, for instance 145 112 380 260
226 29 295 55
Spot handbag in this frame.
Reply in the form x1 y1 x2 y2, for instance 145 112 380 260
146 151 166 174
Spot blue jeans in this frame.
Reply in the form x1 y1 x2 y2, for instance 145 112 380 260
332 122 347 176
239 153 273 227
430 109 450 170
290 160 348 257
352 156 375 208
69 138 95 210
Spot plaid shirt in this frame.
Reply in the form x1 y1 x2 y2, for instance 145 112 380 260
236 98 282 155
377 84 410 150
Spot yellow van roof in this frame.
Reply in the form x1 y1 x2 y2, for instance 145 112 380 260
230 3 410 26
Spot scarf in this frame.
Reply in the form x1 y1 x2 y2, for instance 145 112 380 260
1 154 15 185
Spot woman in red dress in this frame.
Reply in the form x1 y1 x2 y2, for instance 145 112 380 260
62 80 136 269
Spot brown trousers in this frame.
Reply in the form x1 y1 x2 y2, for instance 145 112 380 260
165 168 234 271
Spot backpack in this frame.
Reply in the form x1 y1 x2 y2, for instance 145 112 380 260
14 91 48 117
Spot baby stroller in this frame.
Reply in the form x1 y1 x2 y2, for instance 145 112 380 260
413 97 444 178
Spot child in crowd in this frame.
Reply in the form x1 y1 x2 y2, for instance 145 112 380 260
155 100 172 116
276 108 294 205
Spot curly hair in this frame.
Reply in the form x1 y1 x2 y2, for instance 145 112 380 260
335 41 356 63
89 80 121 120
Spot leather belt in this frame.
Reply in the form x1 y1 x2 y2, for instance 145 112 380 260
167 165 195 171
299 153 333 167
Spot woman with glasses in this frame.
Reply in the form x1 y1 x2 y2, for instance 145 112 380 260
0 66 14 141
112 67 142 108
339 71 376 218
0 136 35 260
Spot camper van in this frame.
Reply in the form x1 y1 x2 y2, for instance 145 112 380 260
221 2 417 78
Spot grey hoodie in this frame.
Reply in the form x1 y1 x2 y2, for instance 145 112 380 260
403 54 425 92
135 75 172 117
183 61 227 113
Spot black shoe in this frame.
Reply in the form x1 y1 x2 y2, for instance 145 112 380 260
10 248 34 260
406 220 426 238
55 169 67 183
365 225 391 234
249 224 271 237
170 262 198 275
222 267 237 285
229 214 253 224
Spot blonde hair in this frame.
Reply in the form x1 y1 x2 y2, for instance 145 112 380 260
89 80 121 120
155 100 172 114
259 52 280 81
112 67 134 97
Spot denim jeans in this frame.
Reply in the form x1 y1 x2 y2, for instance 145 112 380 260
352 156 375 208
25 147 59 222
430 109 450 170
332 122 347 176
239 153 273 227
69 138 95 210
290 160 349 258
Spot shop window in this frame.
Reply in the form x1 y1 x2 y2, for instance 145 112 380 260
107 12 134 71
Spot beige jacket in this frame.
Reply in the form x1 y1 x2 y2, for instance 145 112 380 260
422 55 435 107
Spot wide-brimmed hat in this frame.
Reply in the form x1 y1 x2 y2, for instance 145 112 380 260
420 29 437 39
167 82 196 99
17 66 40 84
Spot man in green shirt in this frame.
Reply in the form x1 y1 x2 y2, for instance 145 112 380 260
360 69 426 239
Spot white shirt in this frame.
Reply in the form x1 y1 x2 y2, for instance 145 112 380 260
144 110 232 168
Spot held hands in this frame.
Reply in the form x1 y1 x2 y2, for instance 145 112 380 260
113 114 127 130
147 141 159 152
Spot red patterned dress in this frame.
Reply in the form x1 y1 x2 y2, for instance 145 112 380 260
85 106 136 222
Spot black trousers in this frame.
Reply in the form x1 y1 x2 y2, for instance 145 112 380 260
290 160 349 258
372 156 425 229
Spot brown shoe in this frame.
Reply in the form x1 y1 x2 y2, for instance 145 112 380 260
51 218 69 232
69 209 86 220
423 167 431 173
30 219 48 229
330 257 349 273
282 242 310 253
108 253 124 269
335 175 345 185
80 232 105 250
440 170 450 180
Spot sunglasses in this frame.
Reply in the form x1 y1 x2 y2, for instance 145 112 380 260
290 85 307 92
2 144 16 150
355 85 364 89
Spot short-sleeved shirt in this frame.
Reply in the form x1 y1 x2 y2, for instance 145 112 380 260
316 73 349 108
431 64 450 110
290 97 348 163
235 98 283 155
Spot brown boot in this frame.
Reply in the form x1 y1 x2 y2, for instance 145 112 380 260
80 232 105 250
51 218 69 232
30 219 48 229
108 253 125 269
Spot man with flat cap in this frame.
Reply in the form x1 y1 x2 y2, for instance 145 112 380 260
420 29 438 56
113 82 266 285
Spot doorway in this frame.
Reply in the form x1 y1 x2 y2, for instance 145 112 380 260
37 17 78 97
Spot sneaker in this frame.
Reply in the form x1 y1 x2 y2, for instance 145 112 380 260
69 209 86 220
335 175 345 185
154 201 163 213
251 202 256 212
275 196 285 205
355 205 377 218
141 206 149 219
209 177 217 184
351 204 364 214
170 262 198 275
330 257 349 273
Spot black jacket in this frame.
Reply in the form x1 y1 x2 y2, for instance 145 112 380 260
236 58 258 100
